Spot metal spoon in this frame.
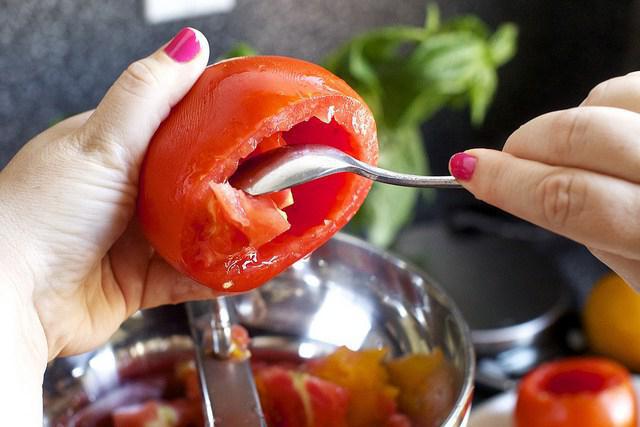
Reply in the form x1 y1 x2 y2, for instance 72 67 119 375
231 144 462 196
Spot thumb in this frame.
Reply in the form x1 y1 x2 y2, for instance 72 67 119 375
81 27 209 168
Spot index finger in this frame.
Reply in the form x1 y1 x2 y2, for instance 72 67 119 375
581 72 640 113
503 107 640 184
450 149 640 259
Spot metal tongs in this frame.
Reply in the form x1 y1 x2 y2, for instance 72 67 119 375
186 297 266 427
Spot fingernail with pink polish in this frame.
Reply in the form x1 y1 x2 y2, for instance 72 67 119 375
449 152 477 181
164 28 200 63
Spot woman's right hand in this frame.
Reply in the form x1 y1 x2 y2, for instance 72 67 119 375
449 72 640 290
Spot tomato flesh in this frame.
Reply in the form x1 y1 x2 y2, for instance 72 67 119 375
254 366 350 427
209 182 290 249
248 132 287 158
280 117 355 235
206 116 357 252
542 369 609 395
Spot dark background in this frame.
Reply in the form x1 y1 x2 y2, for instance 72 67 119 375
1 0 639 298
2 0 638 167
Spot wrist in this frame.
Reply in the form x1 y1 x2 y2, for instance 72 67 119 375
0 272 48 425
0 197 48 423
0 188 40 291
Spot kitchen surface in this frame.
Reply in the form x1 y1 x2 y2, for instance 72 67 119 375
3 1 640 426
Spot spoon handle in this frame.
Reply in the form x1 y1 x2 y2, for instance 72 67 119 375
350 159 463 189
232 144 463 195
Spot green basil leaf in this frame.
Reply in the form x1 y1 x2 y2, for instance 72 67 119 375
351 126 427 247
469 64 498 125
489 23 518 65
441 15 490 38
218 42 258 60
357 182 419 247
424 3 441 32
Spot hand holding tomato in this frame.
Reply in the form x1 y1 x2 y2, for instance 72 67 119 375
1 28 214 361
0 26 377 425
0 28 213 425
138 56 377 293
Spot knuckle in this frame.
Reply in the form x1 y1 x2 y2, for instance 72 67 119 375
536 171 587 228
473 159 508 206
584 79 611 105
502 134 517 153
69 126 133 172
585 74 640 110
550 109 589 160
168 279 213 305
484 165 506 204
118 59 161 98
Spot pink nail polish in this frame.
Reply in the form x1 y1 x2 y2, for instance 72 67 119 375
449 152 477 181
164 28 200 62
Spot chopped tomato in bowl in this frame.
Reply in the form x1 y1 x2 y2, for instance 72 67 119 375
178 345 447 427
138 56 377 293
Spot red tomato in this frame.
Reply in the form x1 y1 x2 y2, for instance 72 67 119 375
254 366 350 427
515 357 637 427
138 56 377 292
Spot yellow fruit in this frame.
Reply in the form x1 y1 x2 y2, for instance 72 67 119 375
583 273 640 372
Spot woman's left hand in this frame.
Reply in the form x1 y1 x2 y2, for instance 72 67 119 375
1 28 217 381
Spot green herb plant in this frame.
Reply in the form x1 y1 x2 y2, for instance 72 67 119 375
224 4 517 247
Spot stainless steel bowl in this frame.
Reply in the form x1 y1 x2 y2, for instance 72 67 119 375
44 233 474 427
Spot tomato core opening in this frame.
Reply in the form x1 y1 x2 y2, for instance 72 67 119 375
542 369 609 395
194 115 362 284
230 115 358 240
280 116 356 235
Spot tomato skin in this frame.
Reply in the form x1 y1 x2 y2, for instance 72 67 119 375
138 56 377 292
515 357 637 427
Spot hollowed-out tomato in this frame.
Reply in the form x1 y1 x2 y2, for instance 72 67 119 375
138 56 377 292
515 357 637 427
